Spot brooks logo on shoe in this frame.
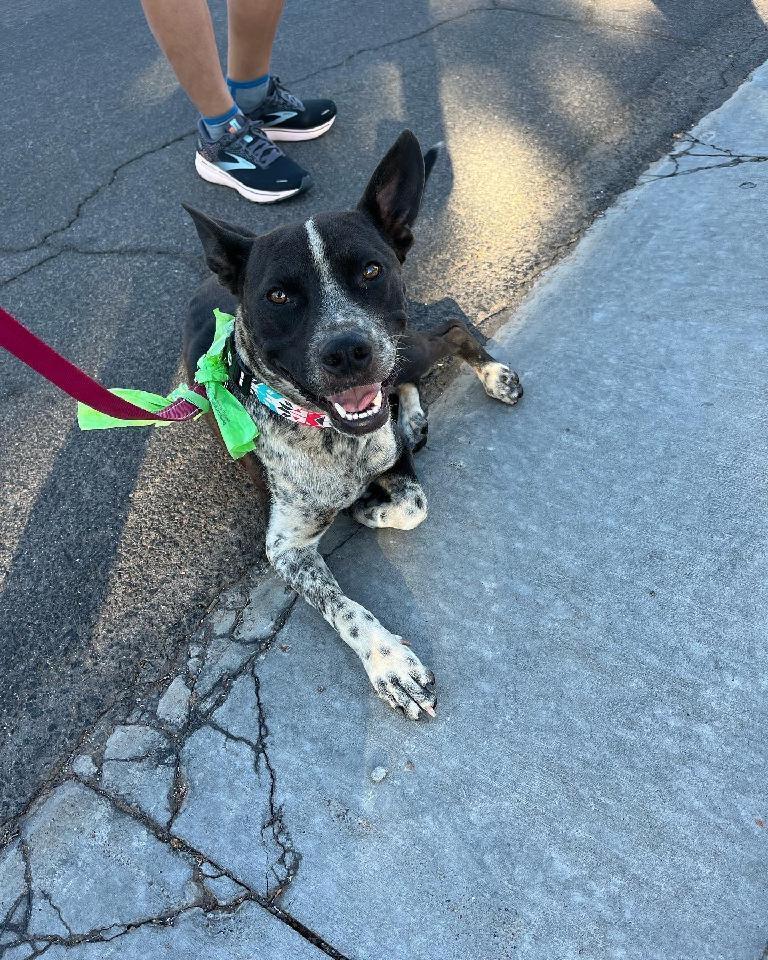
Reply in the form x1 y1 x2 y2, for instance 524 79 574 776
262 111 298 126
220 152 257 171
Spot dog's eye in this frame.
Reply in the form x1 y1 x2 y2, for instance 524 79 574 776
267 288 288 305
362 262 381 281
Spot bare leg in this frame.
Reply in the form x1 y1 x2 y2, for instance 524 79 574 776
140 0 233 117
227 0 285 81
266 502 436 719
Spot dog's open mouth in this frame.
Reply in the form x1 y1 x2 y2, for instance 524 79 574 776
326 383 384 423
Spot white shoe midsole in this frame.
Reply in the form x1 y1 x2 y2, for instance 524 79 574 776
194 153 302 203
263 115 336 142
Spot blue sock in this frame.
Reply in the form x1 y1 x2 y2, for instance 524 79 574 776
227 73 270 114
201 104 241 141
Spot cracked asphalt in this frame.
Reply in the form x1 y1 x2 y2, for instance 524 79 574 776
3 0 768 941
2 35 768 960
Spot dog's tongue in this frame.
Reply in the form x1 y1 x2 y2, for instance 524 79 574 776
328 383 381 413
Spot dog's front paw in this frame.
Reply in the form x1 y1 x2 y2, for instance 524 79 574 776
479 361 523 405
401 409 429 452
364 638 436 720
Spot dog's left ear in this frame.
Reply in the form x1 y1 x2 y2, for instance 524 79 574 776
357 130 425 262
182 203 256 295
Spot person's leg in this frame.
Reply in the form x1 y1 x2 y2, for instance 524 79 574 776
225 0 337 140
226 0 284 113
139 0 312 202
227 0 285 83
141 0 234 120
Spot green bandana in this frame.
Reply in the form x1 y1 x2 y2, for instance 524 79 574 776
77 309 259 459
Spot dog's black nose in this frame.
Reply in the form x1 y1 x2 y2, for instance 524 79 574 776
320 332 373 377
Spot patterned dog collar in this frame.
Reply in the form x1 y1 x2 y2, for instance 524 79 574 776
226 337 331 429
250 381 331 428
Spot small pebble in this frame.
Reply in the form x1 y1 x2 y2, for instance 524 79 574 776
370 766 388 783
72 754 97 777
404 760 415 772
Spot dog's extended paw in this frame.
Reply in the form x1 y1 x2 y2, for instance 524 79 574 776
401 409 429 452
352 481 428 531
364 639 436 720
479 361 523 405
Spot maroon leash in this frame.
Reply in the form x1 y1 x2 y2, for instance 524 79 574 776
0 305 205 421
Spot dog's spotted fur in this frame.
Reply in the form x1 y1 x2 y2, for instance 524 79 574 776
231 306 435 717
184 132 522 720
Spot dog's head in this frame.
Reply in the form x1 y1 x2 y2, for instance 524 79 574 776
184 131 429 436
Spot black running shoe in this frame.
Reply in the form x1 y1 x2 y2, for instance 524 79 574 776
194 114 311 203
247 77 337 142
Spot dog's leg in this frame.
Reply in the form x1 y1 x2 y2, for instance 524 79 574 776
439 322 523 404
352 446 428 531
402 321 523 405
396 382 428 452
266 502 436 719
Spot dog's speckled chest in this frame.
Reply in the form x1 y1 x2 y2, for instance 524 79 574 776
249 402 400 512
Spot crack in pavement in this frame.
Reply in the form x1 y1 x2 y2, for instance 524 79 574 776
206 674 297 898
289 4 496 84
0 876 253 960
642 133 768 180
0 129 197 257
37 889 73 938
0 249 68 290
0 558 358 960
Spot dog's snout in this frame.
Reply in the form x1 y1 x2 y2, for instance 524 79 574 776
320 332 373 378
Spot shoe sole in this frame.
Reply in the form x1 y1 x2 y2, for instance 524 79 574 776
263 115 336 142
194 153 311 203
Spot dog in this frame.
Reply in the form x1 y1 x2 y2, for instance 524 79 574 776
183 131 522 720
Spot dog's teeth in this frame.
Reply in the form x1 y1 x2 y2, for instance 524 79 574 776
333 389 384 422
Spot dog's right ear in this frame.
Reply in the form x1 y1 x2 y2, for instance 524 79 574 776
182 203 256 295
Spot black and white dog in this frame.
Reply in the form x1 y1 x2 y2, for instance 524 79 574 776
184 131 522 720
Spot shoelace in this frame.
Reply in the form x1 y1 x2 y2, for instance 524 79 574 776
267 76 305 112
227 120 283 168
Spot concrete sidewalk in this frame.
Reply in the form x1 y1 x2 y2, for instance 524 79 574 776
3 59 768 960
